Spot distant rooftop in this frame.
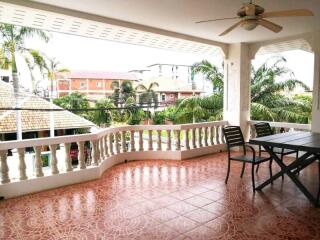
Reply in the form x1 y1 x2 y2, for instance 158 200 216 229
0 81 95 134
58 70 138 81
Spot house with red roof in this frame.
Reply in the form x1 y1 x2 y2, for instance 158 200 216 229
55 70 138 100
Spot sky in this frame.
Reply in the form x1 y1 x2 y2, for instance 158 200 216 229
10 31 315 92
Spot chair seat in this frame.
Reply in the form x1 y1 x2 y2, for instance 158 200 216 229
231 155 270 164
261 147 297 155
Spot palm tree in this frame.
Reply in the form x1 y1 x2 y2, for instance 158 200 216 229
44 57 69 137
177 57 310 124
192 60 223 92
110 80 136 106
0 48 10 70
90 98 115 127
135 82 159 124
0 23 50 139
24 50 47 94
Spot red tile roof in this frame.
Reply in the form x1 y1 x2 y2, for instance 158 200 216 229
60 70 138 81
0 81 95 133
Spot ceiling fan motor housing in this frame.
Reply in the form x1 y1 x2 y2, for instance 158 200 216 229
237 4 265 17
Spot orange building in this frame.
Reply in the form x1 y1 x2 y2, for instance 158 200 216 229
55 71 138 100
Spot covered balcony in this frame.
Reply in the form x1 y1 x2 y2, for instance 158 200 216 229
1 0 320 239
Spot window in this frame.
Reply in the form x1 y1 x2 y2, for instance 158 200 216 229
80 82 86 89
97 82 102 88
161 94 166 102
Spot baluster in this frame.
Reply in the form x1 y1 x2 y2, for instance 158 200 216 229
109 133 114 155
204 127 208 146
0 150 10 184
64 143 72 171
166 130 172 150
210 126 214 145
122 131 127 153
95 139 100 163
157 130 162 151
130 130 136 152
17 148 27 180
175 130 181 150
91 140 98 166
99 138 104 162
34 146 44 177
185 129 190 150
215 126 220 144
198 128 203 147
77 141 86 169
220 126 226 143
49 144 59 174
139 130 144 151
115 132 120 154
148 130 153 150
104 135 109 157
192 128 197 148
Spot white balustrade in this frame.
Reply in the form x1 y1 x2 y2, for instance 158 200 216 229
33 146 44 177
148 130 153 151
77 141 86 170
49 144 59 174
138 130 144 151
166 130 171 150
157 130 162 151
0 121 229 190
248 120 311 139
130 131 136 152
17 148 27 180
91 140 98 166
121 131 127 153
64 143 72 172
0 150 9 184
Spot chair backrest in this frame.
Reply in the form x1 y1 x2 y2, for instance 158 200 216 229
223 126 245 152
254 122 273 137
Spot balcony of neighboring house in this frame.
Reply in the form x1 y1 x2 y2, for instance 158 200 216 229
1 0 320 239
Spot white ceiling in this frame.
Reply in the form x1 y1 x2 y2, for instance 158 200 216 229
28 0 320 44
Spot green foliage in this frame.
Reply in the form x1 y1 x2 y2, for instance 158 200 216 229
163 106 178 122
177 57 312 124
111 80 136 106
53 92 90 120
152 111 166 125
90 98 115 127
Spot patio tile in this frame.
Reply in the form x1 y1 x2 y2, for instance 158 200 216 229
1 152 320 239
148 208 180 222
184 195 213 207
165 216 200 234
184 208 218 223
167 201 198 215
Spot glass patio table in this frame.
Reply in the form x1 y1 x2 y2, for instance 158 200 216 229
250 131 320 207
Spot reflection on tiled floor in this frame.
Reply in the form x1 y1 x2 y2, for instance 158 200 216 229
1 152 320 239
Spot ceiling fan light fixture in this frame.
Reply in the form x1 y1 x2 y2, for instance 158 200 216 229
241 21 258 30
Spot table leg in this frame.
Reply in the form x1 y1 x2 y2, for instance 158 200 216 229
256 152 313 190
257 146 319 207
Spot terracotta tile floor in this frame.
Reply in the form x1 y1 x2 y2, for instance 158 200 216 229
1 152 320 240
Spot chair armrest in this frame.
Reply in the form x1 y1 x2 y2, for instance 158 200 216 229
244 144 256 161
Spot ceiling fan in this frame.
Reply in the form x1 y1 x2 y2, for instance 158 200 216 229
196 0 314 36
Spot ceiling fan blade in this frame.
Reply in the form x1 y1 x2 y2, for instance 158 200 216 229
258 19 283 33
219 20 243 36
261 9 314 18
196 17 239 24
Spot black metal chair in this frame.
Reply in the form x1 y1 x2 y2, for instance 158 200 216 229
254 122 299 179
223 126 272 191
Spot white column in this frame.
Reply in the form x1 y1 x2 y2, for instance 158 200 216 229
312 32 320 132
223 43 252 140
